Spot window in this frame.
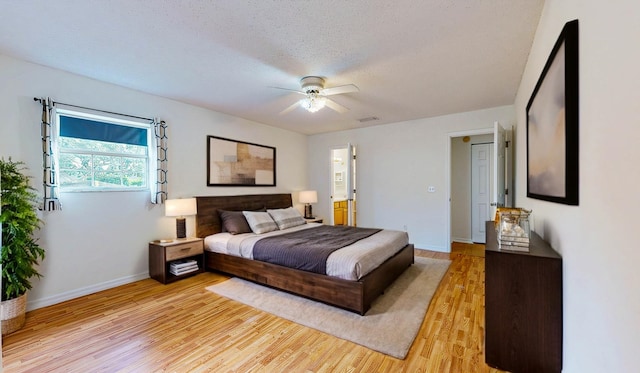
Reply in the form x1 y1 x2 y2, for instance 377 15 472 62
56 109 152 191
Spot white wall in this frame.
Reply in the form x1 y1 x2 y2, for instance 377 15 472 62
514 1 640 371
0 54 307 310
308 105 515 251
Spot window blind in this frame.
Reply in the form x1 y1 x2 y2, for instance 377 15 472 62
59 115 148 146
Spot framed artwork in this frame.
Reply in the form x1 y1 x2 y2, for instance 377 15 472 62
207 136 276 186
526 19 579 205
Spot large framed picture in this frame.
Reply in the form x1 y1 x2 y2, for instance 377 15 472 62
526 19 579 205
207 136 276 186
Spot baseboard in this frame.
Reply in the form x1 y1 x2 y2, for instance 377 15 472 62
27 272 149 311
414 243 449 253
452 237 474 244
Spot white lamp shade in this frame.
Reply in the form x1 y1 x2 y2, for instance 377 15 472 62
299 190 318 204
165 198 197 217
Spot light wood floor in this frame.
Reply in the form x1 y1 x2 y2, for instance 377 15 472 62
3 243 504 372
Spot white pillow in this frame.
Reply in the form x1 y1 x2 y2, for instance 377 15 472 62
267 207 306 230
242 211 279 234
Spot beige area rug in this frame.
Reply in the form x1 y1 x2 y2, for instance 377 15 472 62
205 257 451 359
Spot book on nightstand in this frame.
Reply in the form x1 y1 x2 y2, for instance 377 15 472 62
169 259 199 275
169 265 199 276
170 259 197 269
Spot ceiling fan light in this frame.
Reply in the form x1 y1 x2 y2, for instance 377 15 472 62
300 96 326 113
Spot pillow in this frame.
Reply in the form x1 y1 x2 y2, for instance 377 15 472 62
267 207 306 230
242 211 279 234
218 210 252 235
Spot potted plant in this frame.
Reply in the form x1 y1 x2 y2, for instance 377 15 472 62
0 158 45 335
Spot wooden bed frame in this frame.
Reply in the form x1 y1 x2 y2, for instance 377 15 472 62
195 194 414 315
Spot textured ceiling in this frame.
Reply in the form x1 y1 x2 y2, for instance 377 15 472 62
0 1 544 135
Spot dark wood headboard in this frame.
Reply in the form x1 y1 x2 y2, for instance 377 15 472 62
195 194 293 238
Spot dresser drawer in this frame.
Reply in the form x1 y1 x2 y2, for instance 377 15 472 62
165 241 204 261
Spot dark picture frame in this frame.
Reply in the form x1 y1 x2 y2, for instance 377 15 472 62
526 19 579 205
207 135 276 186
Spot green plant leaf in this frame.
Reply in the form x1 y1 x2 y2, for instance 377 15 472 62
1 157 46 301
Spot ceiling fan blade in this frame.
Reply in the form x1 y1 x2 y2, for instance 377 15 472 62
269 86 306 95
279 101 300 115
325 98 349 113
322 84 360 96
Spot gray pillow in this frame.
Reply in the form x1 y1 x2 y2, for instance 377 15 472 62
218 210 252 235
267 207 306 230
242 211 279 234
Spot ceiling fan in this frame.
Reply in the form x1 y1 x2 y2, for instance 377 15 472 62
273 76 359 115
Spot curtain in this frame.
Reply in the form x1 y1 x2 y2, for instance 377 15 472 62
150 118 168 204
40 97 62 211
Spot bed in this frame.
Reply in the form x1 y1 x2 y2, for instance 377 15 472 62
195 193 414 315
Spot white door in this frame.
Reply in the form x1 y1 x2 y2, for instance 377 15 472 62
346 143 356 226
493 121 507 213
471 143 493 243
504 126 514 207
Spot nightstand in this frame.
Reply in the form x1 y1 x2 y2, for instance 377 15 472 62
305 217 323 224
149 237 204 284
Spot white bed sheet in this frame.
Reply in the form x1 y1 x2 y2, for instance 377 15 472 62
204 223 409 281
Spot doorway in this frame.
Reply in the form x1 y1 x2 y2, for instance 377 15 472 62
447 122 512 247
331 144 356 226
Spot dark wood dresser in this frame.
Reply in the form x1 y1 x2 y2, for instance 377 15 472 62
485 221 562 373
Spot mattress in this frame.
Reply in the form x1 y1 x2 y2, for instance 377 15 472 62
204 223 409 281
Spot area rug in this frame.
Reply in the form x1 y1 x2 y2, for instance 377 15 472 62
205 256 450 359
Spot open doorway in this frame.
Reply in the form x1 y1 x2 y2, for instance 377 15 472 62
451 135 494 243
331 144 356 226
447 123 512 247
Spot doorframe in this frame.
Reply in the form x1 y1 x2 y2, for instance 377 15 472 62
329 144 353 226
446 128 494 251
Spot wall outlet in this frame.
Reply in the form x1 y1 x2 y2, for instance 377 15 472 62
403 225 408 231
428 186 436 193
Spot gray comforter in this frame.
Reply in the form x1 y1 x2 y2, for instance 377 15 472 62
253 225 381 274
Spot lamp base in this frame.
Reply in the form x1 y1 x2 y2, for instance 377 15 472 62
176 217 186 239
304 204 314 219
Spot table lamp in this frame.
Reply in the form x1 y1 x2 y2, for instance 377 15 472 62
299 190 318 219
165 198 197 238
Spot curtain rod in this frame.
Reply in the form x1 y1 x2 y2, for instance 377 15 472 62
33 97 154 122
